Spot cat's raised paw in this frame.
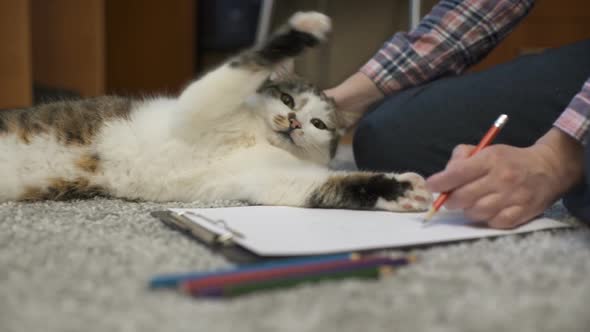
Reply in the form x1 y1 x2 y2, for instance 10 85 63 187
376 172 433 212
289 12 331 40
272 114 289 130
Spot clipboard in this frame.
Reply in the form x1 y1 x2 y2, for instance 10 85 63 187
151 206 572 263
151 210 263 263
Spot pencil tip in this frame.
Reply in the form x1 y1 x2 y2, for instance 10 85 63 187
422 208 436 226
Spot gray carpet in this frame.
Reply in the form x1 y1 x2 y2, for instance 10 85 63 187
1 198 589 332
2 146 590 332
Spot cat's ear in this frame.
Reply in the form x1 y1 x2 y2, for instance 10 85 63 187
269 59 295 81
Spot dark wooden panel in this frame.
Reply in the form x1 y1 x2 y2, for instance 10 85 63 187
31 0 105 97
0 0 32 108
105 0 196 96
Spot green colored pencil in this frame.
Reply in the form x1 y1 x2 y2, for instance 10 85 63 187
194 265 395 298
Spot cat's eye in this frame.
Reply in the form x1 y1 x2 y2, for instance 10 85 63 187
311 118 327 130
280 93 295 108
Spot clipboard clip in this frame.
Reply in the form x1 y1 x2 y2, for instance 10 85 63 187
161 210 244 246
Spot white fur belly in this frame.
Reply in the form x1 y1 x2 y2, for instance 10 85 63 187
93 100 213 201
94 122 265 202
95 124 246 202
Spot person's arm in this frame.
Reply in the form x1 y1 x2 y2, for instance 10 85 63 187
326 0 535 125
325 73 384 128
426 78 590 228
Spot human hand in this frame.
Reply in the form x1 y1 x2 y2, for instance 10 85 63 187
426 128 584 229
324 72 384 129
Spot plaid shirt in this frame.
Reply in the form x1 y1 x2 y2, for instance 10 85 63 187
361 0 590 144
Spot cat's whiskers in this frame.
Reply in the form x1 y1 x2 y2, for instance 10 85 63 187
299 133 330 161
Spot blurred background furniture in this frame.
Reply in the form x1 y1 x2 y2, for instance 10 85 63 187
0 0 195 109
0 0 32 109
1 0 589 111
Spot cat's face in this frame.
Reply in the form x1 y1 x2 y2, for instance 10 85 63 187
255 78 343 165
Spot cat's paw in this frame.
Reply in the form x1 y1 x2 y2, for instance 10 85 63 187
376 172 433 212
289 12 331 41
272 114 290 130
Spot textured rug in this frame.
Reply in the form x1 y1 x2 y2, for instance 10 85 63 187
1 198 589 332
2 148 590 332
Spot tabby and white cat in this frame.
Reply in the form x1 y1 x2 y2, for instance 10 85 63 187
0 12 432 212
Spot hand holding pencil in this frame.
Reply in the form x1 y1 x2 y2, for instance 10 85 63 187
423 114 508 224
425 115 583 229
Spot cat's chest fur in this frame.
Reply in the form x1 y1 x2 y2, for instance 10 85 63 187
92 99 298 201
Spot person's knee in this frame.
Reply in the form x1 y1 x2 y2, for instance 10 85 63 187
353 114 415 172
352 118 377 170
353 111 447 175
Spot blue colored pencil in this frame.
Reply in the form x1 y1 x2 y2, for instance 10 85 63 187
149 253 357 288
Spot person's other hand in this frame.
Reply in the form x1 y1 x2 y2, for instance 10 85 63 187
324 72 384 129
426 128 584 229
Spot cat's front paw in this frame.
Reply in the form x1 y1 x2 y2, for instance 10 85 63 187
289 12 331 41
376 172 433 212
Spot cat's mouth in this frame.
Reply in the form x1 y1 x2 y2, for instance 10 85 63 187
278 128 298 145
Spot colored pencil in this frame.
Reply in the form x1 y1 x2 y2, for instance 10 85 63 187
423 114 509 224
181 256 413 294
190 265 395 298
149 253 357 288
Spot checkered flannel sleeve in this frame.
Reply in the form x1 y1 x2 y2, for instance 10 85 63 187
554 79 590 144
360 0 535 94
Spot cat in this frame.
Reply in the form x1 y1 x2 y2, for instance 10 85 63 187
0 12 432 212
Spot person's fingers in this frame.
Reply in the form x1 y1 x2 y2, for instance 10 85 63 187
462 193 503 222
426 156 490 193
444 176 496 210
487 205 526 229
450 144 476 161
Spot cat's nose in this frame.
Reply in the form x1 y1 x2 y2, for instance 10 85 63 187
288 113 302 129
289 118 302 129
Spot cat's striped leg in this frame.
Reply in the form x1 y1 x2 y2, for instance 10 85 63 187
305 172 433 212
224 168 432 212
174 12 331 139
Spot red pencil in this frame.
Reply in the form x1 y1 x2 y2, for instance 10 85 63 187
180 256 413 294
423 114 509 224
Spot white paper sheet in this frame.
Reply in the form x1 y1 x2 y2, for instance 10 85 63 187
169 206 570 256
